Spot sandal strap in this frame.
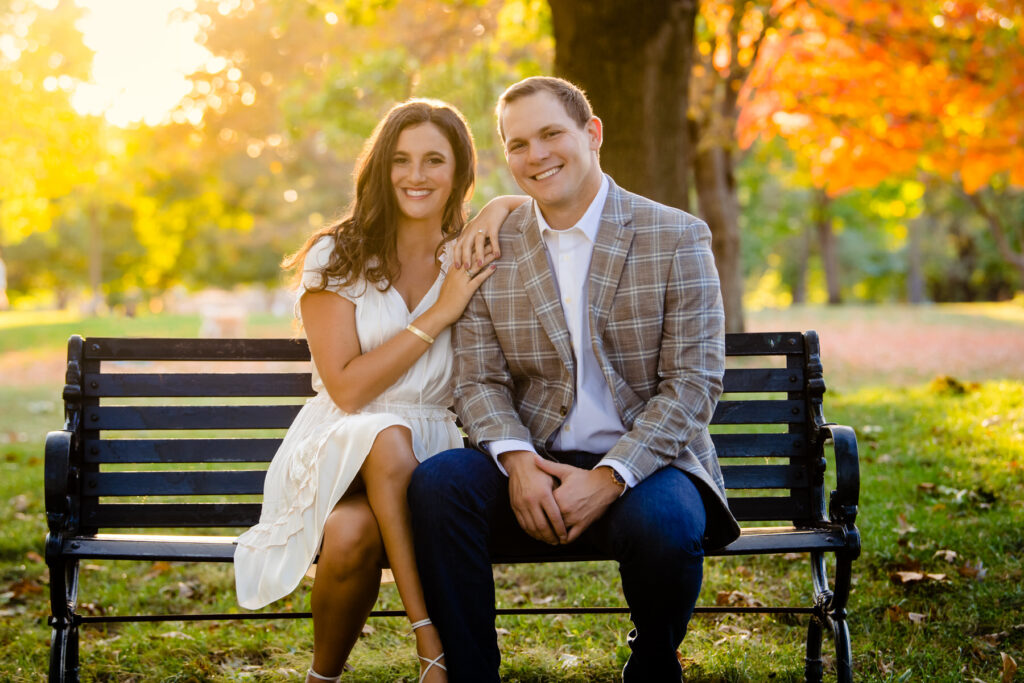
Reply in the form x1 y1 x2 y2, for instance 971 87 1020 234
418 653 447 683
307 668 341 682
409 618 433 631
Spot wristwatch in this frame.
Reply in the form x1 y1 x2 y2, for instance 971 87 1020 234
603 466 626 490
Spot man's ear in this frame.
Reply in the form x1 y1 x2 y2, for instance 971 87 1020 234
586 117 603 150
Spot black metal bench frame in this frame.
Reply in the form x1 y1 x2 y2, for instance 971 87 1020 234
45 331 860 682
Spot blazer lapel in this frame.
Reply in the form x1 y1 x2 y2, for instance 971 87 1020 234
513 209 575 373
589 180 634 338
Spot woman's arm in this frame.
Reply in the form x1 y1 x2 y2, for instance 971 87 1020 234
302 259 497 413
455 195 529 269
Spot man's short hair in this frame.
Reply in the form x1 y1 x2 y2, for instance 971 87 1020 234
496 76 594 142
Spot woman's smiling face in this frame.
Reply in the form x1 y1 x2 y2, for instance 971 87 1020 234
390 122 456 226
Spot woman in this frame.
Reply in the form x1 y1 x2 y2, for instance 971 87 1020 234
233 99 523 682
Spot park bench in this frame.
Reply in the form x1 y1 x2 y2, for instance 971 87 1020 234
44 331 860 682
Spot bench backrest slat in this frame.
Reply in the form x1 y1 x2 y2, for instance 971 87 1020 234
67 333 824 531
84 373 316 398
84 470 266 496
83 501 261 528
85 405 302 430
722 368 803 392
84 439 282 464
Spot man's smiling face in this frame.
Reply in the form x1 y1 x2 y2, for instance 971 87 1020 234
500 90 603 226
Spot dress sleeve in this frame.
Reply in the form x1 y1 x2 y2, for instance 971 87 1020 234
294 237 365 319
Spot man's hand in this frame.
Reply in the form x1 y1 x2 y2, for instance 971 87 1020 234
500 450 568 545
534 458 623 543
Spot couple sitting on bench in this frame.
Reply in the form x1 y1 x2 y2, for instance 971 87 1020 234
233 76 740 683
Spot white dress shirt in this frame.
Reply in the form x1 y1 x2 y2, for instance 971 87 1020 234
487 176 636 488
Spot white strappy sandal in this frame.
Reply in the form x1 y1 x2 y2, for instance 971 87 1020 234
306 668 341 683
410 618 447 683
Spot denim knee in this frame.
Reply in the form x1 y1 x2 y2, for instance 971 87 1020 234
607 470 707 566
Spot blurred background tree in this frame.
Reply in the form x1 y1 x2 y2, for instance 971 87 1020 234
1 0 1020 327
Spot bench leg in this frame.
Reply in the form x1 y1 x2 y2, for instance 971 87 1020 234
804 606 826 683
47 556 80 683
829 550 856 683
805 550 856 683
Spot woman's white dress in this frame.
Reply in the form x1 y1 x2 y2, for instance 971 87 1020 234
234 237 461 610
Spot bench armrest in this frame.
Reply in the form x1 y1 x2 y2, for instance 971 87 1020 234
819 424 859 527
45 430 74 535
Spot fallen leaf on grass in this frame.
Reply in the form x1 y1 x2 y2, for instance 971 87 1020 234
143 561 172 580
360 624 374 635
713 623 752 646
24 551 43 564
890 571 947 585
12 494 30 512
715 590 764 607
782 552 802 561
558 654 581 669
1003 652 1018 683
933 549 958 563
917 482 936 492
894 514 917 537
5 578 43 598
495 627 510 636
159 631 194 640
885 605 928 624
958 560 987 581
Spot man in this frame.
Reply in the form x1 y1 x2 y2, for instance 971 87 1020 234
409 76 741 681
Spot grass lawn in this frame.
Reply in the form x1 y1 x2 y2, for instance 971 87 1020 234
1 303 1022 681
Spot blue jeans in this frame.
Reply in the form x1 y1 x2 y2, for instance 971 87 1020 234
409 448 706 682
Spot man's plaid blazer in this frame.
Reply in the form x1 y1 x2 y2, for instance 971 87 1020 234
452 176 741 549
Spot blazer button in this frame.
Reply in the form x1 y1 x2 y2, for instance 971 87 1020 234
559 406 568 416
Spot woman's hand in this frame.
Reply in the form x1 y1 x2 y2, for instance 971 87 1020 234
455 195 529 269
431 252 498 325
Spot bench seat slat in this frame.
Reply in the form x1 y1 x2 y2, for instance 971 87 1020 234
60 526 848 563
83 338 311 361
85 373 316 398
85 471 266 496
722 368 803 393
84 439 281 463
712 400 805 424
85 405 302 430
82 502 261 528
711 433 805 458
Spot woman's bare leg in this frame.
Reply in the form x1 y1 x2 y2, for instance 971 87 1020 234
360 426 446 682
308 491 384 681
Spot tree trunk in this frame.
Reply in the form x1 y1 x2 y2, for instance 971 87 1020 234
548 0 697 213
814 190 841 305
693 138 745 331
906 216 927 304
791 224 810 305
85 205 103 315
0 247 8 310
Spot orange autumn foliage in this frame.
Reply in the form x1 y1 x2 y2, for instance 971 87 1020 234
734 0 1024 195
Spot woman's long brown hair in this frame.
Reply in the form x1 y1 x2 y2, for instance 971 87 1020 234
283 99 476 293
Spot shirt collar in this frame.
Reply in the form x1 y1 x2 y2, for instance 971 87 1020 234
533 174 610 243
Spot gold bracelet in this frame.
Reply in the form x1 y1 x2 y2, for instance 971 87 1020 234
406 323 435 345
